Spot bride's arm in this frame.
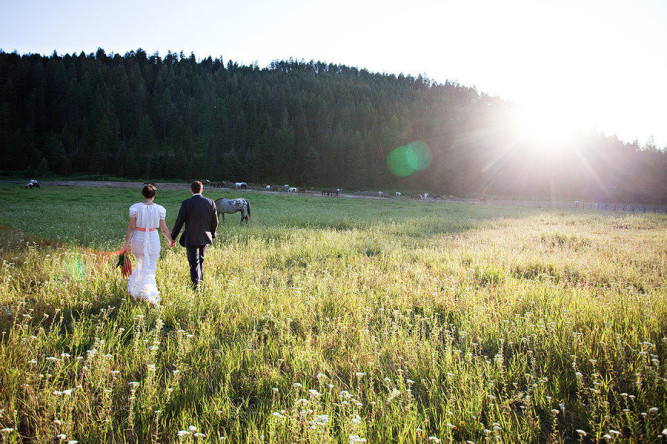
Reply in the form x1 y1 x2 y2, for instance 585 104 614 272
160 219 174 247
122 217 137 253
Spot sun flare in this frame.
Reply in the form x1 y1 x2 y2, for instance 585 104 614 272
515 102 581 147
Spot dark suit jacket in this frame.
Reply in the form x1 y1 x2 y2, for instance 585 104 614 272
171 194 218 247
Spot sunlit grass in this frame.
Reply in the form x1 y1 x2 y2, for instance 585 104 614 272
0 185 665 442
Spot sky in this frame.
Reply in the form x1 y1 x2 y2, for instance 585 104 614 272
1 0 666 147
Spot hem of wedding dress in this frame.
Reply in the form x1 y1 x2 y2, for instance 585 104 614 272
128 287 161 306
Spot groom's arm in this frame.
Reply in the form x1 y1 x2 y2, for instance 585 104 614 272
209 200 218 238
171 201 187 241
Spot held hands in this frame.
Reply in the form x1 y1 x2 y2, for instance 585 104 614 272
168 240 176 248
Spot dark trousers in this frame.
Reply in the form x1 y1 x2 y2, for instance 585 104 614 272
186 245 207 288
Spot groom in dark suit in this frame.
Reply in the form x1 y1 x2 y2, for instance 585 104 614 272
171 181 218 289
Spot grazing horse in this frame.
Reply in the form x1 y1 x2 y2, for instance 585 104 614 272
215 198 251 224
235 182 247 190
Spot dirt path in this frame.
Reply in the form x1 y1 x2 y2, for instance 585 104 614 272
6 180 665 212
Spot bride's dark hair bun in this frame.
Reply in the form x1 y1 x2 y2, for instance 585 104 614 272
142 183 157 199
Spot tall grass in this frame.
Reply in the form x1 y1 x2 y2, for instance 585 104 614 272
0 185 665 443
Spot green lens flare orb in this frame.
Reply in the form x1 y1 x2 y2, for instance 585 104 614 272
387 141 432 177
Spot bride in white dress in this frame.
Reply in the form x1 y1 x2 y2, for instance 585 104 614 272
121 184 175 305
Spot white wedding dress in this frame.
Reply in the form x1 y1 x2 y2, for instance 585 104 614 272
127 202 166 304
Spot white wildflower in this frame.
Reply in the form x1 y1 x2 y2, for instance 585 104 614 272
388 388 401 401
314 414 329 424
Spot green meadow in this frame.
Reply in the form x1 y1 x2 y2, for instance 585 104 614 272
0 185 665 443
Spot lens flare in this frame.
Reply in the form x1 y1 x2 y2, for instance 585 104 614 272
387 141 432 176
66 255 86 280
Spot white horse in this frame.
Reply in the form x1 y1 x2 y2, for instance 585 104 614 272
215 198 251 224
288 187 298 193
235 182 247 190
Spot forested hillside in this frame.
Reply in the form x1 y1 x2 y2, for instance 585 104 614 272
1 49 665 203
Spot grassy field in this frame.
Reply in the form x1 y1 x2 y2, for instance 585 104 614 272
0 184 665 443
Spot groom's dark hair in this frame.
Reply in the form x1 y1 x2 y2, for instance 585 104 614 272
191 181 203 194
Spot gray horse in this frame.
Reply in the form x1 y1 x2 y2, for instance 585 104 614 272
215 198 251 224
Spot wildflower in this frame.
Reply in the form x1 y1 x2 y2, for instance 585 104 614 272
429 437 441 443
314 414 329 424
308 389 322 398
1 428 15 434
356 372 366 377
349 435 366 443
188 426 197 432
293 382 302 389
128 381 139 388
28 359 37 364
351 415 361 424
177 430 190 437
551 409 559 415
576 429 587 436
194 433 205 438
272 387 279 393
388 388 401 402
53 390 63 396
406 379 415 385
61 353 70 358
649 407 659 413
609 430 620 436
63 389 73 396
67 441 78 444
602 434 612 440
317 373 327 379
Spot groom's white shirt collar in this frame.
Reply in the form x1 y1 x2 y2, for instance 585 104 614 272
193 193 202 196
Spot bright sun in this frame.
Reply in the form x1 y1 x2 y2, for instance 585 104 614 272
515 102 582 147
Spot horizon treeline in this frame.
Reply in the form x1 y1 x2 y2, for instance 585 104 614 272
0 48 665 203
